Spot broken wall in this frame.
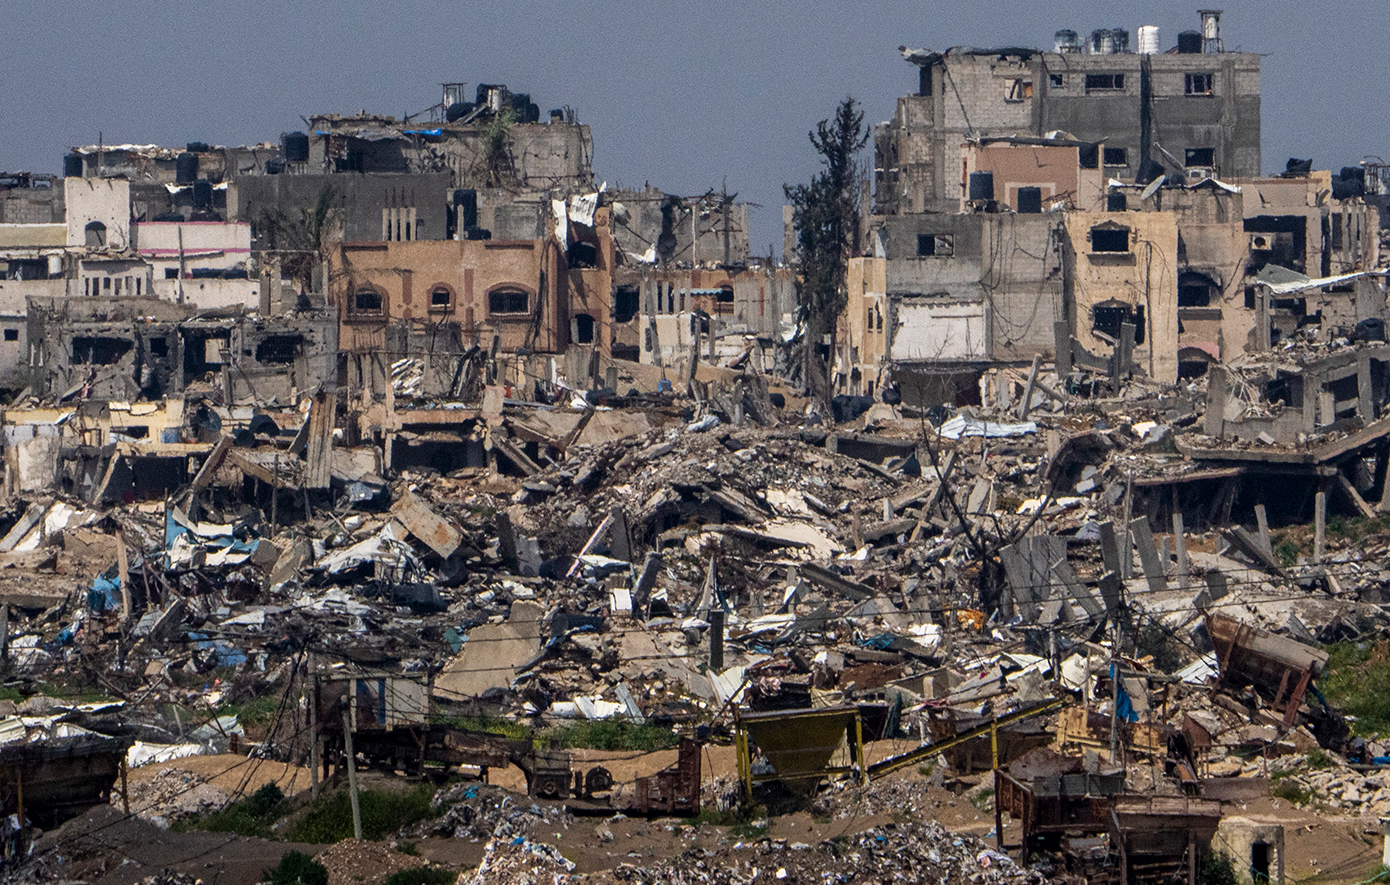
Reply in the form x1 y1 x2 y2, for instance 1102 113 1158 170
1064 208 1179 383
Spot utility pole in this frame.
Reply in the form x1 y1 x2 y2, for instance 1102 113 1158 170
1109 616 1121 765
342 706 362 839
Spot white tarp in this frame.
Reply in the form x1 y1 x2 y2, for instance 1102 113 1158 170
1263 270 1379 296
127 740 206 769
939 415 1037 440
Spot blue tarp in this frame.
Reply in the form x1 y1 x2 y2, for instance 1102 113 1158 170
1112 663 1139 723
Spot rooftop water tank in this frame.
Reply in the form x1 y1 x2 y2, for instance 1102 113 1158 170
1178 30 1202 53
281 131 310 163
1111 29 1130 53
175 152 198 184
63 155 83 178
1137 25 1160 54
1090 29 1114 55
1054 29 1080 53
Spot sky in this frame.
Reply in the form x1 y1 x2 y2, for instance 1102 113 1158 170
1 1 1383 255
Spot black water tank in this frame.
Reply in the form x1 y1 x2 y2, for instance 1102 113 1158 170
1285 158 1313 176
1332 176 1364 200
192 180 213 210
265 159 284 175
175 152 198 184
1177 30 1202 53
445 102 472 123
281 131 310 162
454 189 478 230
1107 192 1128 212
186 141 210 153
1017 186 1043 214
1340 166 1366 185
526 103 540 124
968 171 994 201
63 154 84 178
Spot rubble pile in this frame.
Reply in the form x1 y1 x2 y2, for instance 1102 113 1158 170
573 821 1041 885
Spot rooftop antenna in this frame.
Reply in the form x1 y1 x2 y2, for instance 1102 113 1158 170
1198 10 1223 54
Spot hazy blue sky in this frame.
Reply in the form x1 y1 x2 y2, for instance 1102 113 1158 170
1 1 1382 253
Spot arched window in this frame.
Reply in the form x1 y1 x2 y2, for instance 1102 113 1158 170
352 286 383 315
488 288 529 315
574 313 595 344
84 221 107 249
429 285 453 312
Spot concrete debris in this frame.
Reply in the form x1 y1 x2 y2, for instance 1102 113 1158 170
2 20 1390 885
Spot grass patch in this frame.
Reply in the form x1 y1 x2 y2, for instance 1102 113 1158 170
730 822 768 840
1306 747 1334 770
970 788 996 811
435 714 679 752
1275 540 1300 568
436 715 532 741
178 783 287 839
1198 848 1238 885
1320 640 1390 737
286 785 435 844
1270 780 1314 806
542 720 678 752
220 695 284 731
0 685 22 703
382 869 455 885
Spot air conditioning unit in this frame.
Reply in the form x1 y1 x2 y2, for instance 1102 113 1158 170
1250 234 1273 251
1187 166 1215 180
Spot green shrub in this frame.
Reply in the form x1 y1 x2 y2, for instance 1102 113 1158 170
1198 849 1238 885
286 785 435 844
382 869 456 885
1270 780 1313 806
268 851 327 885
180 782 287 838
1305 747 1334 770
1320 641 1390 737
542 720 677 752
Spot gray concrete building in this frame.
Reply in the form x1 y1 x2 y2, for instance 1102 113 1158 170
876 13 1260 215
232 172 455 247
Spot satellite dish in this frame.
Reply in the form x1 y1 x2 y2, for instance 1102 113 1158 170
1140 175 1166 202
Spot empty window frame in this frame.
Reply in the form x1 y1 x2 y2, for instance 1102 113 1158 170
1185 147 1215 168
917 234 954 257
1049 73 1065 88
574 313 595 344
3 329 17 342
614 285 640 324
715 285 734 314
254 334 303 364
488 288 529 315
352 287 383 314
1092 303 1146 344
1103 147 1129 167
1090 226 1131 253
84 221 107 248
1085 73 1124 91
1184 72 1214 95
1005 79 1033 102
429 285 453 311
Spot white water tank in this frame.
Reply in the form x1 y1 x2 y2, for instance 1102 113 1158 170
1137 25 1160 54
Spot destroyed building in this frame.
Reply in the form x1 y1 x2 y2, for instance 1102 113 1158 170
878 11 1261 215
3 24 1390 885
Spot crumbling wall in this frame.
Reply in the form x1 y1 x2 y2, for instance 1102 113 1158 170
1065 208 1179 383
